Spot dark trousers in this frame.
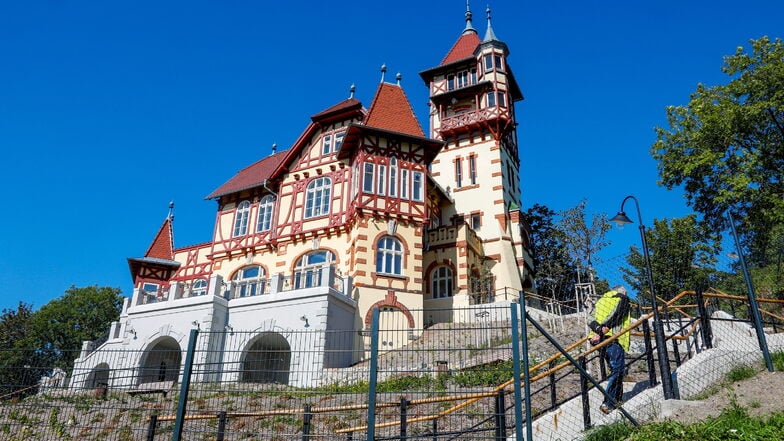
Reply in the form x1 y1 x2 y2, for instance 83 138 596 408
603 341 625 407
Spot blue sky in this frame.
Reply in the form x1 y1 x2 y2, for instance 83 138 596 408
0 0 781 311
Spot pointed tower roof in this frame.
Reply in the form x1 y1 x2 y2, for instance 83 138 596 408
439 2 481 66
143 216 175 260
127 209 181 282
364 82 425 137
483 6 498 42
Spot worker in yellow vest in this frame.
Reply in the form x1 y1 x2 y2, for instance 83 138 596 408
588 285 631 414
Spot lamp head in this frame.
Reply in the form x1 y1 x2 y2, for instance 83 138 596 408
610 211 634 227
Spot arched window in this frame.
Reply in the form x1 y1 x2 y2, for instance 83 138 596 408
304 177 331 219
232 265 267 298
431 266 453 298
191 279 208 296
294 250 335 289
376 236 403 275
233 201 251 237
256 195 275 232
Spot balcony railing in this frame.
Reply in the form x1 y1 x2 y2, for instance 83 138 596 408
439 106 510 133
131 265 352 308
426 223 481 251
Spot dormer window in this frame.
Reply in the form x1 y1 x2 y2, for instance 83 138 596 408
321 130 346 155
233 201 251 237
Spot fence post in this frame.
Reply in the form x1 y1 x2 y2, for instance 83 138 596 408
217 411 226 441
366 308 380 441
146 414 158 441
431 419 438 441
695 286 713 350
548 360 557 408
399 398 408 440
728 211 774 372
302 405 312 441
172 328 199 441
511 303 528 441
494 389 507 440
579 356 591 431
638 303 657 387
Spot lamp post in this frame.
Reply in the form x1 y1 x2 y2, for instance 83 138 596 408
610 195 675 400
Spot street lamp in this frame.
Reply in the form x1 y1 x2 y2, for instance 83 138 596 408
610 195 675 399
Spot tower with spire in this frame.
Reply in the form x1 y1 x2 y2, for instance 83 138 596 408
420 4 534 299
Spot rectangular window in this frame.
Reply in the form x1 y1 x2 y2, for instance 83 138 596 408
484 53 493 71
447 74 455 91
412 171 424 202
495 54 503 71
455 158 463 188
322 135 332 155
363 163 375 193
498 92 506 108
487 92 496 107
389 163 397 197
469 155 477 185
351 163 359 198
457 70 469 88
378 165 386 195
471 213 481 230
401 169 409 199
471 68 477 84
334 131 345 152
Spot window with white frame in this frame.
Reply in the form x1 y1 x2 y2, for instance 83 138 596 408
363 162 375 193
304 177 331 218
322 134 333 155
256 195 275 232
486 91 506 108
389 158 398 197
483 53 504 72
233 200 251 237
431 266 453 298
351 162 359 198
191 279 208 296
401 169 409 199
377 165 386 195
334 131 345 152
455 158 463 188
294 250 335 289
469 155 477 185
376 236 403 275
412 171 424 201
232 265 267 298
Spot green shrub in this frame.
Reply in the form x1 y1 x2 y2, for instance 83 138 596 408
726 364 757 382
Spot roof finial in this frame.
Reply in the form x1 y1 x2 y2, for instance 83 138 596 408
167 201 175 222
463 0 476 35
271 142 277 155
483 5 498 42
349 83 356 99
396 72 402 85
380 64 387 83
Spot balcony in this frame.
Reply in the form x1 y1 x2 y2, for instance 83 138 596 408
438 106 511 136
129 265 352 311
426 223 481 251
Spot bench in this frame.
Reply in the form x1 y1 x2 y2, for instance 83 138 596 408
127 380 176 398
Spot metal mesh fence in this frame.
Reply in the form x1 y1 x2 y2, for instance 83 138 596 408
1 285 782 440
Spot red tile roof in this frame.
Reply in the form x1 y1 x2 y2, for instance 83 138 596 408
364 83 425 137
144 218 174 260
206 150 288 199
310 97 362 122
440 32 481 65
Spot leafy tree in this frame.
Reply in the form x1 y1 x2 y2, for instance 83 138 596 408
621 215 719 303
0 303 37 398
524 203 574 301
652 37 784 265
558 199 611 281
23 286 123 371
524 201 611 306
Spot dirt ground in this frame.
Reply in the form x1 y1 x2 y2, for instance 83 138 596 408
661 370 784 424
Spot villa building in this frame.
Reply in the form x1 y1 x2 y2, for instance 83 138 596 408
71 5 534 389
